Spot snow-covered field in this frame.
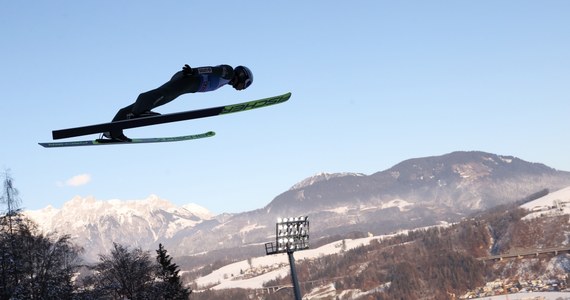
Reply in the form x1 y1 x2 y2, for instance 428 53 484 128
470 292 570 300
521 186 570 220
193 223 449 292
194 234 383 290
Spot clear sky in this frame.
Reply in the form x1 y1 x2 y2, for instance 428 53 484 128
1 1 569 214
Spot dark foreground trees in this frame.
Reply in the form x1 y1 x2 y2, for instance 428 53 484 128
1 171 190 300
156 243 191 299
0 213 82 300
79 243 190 300
1 171 83 300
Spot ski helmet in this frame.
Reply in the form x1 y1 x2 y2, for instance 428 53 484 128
234 66 254 90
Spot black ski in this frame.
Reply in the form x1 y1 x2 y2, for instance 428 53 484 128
51 92 291 140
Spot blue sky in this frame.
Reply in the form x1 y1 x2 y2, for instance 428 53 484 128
1 1 569 214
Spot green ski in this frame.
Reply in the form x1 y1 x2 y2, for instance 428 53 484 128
39 131 215 148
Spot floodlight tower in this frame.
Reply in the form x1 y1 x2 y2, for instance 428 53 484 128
265 216 309 300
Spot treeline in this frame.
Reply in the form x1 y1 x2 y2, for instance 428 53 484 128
0 172 190 300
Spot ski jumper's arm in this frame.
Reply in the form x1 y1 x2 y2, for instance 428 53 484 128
177 64 235 93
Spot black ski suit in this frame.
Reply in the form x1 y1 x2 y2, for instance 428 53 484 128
111 65 235 122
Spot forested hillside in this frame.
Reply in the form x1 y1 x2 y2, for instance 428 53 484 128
191 201 570 299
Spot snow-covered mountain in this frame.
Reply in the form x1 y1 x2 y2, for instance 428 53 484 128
24 151 570 264
25 195 212 261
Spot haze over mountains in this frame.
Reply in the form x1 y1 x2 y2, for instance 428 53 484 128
25 151 570 262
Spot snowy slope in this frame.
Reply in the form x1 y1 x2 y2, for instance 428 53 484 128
469 292 570 300
194 234 391 290
521 186 570 220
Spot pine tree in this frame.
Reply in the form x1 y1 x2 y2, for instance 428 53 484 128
155 243 191 299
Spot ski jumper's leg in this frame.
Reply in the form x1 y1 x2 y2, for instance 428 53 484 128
111 71 199 122
111 103 135 122
131 71 198 115
110 86 165 122
131 88 166 116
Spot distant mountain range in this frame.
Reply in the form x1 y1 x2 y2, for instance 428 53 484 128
25 151 570 262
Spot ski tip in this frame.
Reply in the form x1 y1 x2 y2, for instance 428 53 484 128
281 92 292 99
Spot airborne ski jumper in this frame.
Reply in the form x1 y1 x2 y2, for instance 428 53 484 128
106 64 254 142
40 64 291 148
42 92 291 148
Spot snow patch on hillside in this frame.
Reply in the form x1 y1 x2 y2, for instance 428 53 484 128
324 199 413 215
380 199 413 211
521 186 570 220
239 223 266 234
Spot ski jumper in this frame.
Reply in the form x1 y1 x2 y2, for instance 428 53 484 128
111 65 235 122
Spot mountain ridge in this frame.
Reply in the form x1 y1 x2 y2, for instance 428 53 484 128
24 151 570 262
